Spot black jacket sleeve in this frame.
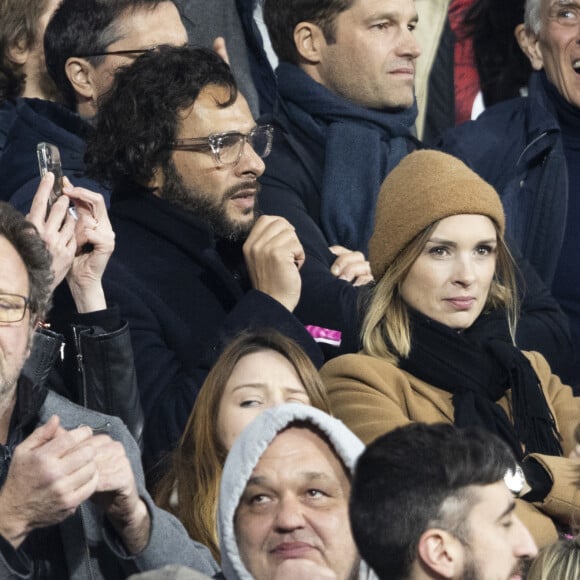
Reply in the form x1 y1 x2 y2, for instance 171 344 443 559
24 302 144 447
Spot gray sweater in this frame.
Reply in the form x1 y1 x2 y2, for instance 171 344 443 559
0 390 219 580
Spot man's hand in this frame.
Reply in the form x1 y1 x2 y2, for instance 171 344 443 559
64 179 115 313
87 434 151 555
26 172 77 291
329 245 374 287
0 416 97 548
243 216 304 312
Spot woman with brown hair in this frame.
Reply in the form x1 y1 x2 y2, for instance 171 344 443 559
154 328 330 561
321 150 580 548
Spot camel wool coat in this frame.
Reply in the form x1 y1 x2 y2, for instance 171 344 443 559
321 350 580 548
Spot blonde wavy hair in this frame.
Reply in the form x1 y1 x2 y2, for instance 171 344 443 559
527 533 580 580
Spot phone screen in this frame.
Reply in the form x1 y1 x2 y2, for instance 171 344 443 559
37 142 64 208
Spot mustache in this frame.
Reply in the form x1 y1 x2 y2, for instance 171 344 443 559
225 180 261 200
513 557 533 578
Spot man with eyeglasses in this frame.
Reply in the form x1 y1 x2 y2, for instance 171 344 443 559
0 200 218 578
0 0 188 212
84 45 323 469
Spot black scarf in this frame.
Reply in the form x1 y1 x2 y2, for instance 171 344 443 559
276 62 418 253
398 310 562 460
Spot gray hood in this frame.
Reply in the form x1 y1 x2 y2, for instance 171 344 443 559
217 403 375 580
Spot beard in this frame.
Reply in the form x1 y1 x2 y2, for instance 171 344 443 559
160 159 259 243
462 554 531 580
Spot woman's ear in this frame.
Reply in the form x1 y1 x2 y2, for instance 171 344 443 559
514 24 544 71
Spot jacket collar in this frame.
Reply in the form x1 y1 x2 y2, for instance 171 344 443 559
111 191 218 254
10 375 48 435
0 376 47 487
111 192 248 297
518 72 561 167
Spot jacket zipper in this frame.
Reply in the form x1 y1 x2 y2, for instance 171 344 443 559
72 326 88 407
516 130 554 167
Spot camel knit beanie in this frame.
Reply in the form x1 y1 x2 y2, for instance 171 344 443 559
369 150 506 280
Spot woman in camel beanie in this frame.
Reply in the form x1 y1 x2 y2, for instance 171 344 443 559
368 149 506 281
320 150 578 547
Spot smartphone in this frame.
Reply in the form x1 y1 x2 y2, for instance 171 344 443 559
37 142 64 209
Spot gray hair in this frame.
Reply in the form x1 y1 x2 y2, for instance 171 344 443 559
524 0 543 34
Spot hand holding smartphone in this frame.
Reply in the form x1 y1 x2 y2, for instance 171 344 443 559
37 142 64 209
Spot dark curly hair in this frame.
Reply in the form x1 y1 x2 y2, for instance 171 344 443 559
0 202 53 320
85 45 237 197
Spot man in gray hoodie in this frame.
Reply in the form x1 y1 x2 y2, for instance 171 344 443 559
217 404 374 580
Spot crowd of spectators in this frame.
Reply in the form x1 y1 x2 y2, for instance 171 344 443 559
0 0 578 578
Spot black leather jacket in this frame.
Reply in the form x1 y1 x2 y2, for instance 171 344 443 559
22 309 144 446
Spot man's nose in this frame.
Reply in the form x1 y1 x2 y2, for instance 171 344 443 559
397 25 421 59
236 142 266 178
512 515 538 559
274 495 306 532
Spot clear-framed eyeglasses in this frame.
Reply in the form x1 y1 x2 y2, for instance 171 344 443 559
169 124 274 167
0 293 30 323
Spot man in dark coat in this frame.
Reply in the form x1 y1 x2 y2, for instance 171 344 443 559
84 46 323 466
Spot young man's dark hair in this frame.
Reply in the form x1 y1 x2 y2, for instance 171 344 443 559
44 0 165 108
263 0 353 66
85 45 236 195
0 0 51 100
0 201 53 319
350 423 517 580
